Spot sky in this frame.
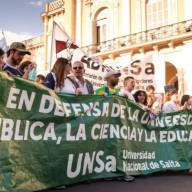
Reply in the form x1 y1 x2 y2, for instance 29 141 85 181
0 0 52 44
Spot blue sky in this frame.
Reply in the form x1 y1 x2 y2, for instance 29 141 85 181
0 0 52 44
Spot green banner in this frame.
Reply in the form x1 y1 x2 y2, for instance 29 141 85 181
0 72 192 192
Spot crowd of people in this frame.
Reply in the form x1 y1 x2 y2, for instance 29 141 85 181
1 41 192 116
1 41 192 186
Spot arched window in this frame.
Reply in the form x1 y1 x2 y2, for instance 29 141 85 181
95 8 109 43
146 0 168 29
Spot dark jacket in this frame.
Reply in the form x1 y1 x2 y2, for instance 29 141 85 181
44 73 55 90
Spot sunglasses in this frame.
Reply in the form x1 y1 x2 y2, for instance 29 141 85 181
73 66 83 70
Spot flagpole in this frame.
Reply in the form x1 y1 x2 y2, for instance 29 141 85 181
2 30 8 48
0 30 8 53
56 22 73 61
51 21 73 66
49 21 55 71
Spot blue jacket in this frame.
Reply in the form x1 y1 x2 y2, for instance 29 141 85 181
44 72 55 90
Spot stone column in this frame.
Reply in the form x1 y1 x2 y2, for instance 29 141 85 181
152 45 165 93
76 0 82 46
120 0 131 36
182 40 192 95
43 3 49 72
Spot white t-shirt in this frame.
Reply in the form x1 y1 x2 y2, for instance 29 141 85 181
138 103 148 110
119 89 135 102
162 101 179 113
60 77 89 95
60 78 76 94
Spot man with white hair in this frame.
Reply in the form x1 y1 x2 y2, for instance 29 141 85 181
61 61 94 95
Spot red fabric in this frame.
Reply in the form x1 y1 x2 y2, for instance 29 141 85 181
70 43 78 49
55 40 67 53
55 41 79 54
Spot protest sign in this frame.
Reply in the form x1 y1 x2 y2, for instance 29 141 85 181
0 72 191 191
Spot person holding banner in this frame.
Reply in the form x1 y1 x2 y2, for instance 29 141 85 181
180 95 192 110
95 69 121 95
44 57 71 92
18 60 37 80
95 70 134 182
133 90 158 120
61 61 94 95
119 76 136 101
146 85 162 114
133 90 148 110
0 48 5 71
162 93 180 113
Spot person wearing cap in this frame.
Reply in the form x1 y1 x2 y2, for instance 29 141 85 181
95 71 135 182
3 42 33 78
95 69 121 95
95 70 135 182
119 76 136 101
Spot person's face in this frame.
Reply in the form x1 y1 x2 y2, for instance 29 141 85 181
146 89 154 96
137 92 146 104
65 64 71 75
188 96 192 105
36 77 44 84
23 64 31 72
11 50 25 66
171 94 180 104
107 74 120 87
125 78 135 91
72 62 84 78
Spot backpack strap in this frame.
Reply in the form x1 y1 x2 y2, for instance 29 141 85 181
66 76 79 89
85 79 94 94
67 76 94 94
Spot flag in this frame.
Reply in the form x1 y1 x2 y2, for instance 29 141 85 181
55 40 78 54
0 31 8 52
50 21 81 69
49 22 165 90
49 21 127 88
50 21 101 70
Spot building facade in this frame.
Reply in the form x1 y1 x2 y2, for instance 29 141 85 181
25 0 192 94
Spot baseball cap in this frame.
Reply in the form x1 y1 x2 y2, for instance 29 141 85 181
9 42 31 55
104 69 121 80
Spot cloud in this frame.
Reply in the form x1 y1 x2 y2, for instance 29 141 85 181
29 0 45 7
1 30 34 45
